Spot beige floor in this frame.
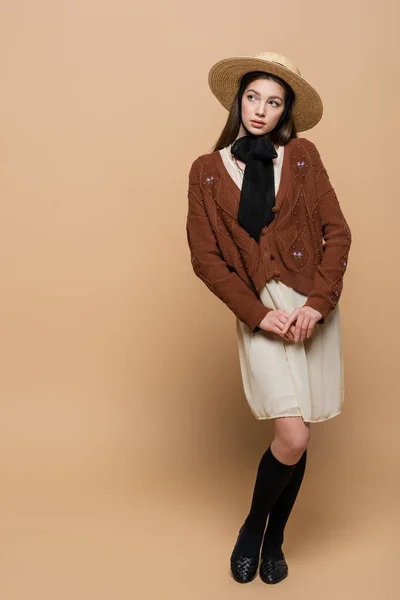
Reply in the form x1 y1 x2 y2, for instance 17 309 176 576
0 455 397 600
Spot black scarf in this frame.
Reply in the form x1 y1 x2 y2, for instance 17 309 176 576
231 134 278 242
231 87 295 242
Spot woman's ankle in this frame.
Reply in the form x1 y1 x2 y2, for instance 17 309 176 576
261 534 284 560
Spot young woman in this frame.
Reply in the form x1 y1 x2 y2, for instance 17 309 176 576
186 52 352 584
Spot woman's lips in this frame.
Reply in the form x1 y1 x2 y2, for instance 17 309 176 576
250 120 265 128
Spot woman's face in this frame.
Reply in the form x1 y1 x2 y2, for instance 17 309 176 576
239 77 286 137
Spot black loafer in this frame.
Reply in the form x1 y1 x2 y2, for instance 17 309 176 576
230 549 259 583
259 556 288 584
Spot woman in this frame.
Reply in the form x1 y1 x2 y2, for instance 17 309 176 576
186 52 352 584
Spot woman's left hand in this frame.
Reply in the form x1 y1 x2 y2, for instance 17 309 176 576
281 306 323 343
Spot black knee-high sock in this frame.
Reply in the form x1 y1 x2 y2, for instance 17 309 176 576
261 449 307 560
233 446 300 558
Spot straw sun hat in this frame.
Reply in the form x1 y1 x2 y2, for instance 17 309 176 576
208 51 323 132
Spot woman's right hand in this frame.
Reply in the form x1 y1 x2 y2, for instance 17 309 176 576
258 310 295 341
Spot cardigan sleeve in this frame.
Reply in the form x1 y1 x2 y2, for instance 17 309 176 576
186 156 271 332
301 140 352 323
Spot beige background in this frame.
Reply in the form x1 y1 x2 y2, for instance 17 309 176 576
0 1 399 598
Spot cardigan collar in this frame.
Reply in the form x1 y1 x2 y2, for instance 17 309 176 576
212 136 295 218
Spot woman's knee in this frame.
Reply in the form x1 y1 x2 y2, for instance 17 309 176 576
282 431 310 455
272 417 310 462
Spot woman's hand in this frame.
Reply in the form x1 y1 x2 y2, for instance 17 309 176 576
258 310 297 342
281 306 323 342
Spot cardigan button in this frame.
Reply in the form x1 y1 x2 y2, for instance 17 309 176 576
273 270 280 277
261 229 267 236
272 206 279 213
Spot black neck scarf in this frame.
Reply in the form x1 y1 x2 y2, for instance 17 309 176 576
231 89 294 243
231 135 277 242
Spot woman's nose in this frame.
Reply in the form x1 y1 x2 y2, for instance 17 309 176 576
255 102 266 117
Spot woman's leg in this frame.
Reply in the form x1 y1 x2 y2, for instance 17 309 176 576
231 416 310 575
270 416 311 466
258 417 310 584
262 443 308 559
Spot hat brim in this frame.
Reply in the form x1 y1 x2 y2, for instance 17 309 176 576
208 56 323 132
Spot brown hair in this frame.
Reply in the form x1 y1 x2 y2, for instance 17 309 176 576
212 71 298 151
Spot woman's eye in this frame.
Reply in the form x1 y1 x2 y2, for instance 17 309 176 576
247 95 280 107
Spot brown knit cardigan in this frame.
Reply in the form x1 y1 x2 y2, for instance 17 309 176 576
186 137 352 333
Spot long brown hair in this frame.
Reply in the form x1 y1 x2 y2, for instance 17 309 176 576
212 71 298 151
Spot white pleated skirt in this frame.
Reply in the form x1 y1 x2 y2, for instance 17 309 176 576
236 279 344 423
